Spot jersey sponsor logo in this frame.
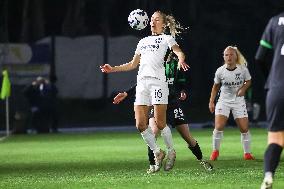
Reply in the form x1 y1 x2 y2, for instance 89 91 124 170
140 44 160 52
223 80 243 87
278 17 284 25
140 37 163 52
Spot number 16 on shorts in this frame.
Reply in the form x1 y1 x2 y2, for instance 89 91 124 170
154 89 163 100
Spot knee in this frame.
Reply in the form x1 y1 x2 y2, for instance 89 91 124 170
240 128 249 133
154 120 166 130
214 120 226 131
136 121 147 132
214 125 224 131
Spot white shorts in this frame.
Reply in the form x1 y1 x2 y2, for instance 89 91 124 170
215 100 248 119
134 77 169 106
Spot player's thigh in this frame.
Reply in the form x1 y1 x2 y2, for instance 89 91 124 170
134 79 151 106
215 101 229 130
134 105 150 131
266 90 284 132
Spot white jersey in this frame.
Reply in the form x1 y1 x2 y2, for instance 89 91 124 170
214 64 251 103
135 34 177 82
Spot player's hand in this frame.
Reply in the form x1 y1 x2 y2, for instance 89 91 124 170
100 64 113 73
178 62 190 71
113 92 128 104
237 88 245 97
179 91 187 101
209 102 215 113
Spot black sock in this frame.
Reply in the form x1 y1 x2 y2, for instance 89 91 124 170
148 146 155 165
264 143 283 176
188 142 203 160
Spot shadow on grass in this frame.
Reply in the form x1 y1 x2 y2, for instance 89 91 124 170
0 157 264 175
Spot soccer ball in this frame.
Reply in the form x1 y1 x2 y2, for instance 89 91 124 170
128 9 149 30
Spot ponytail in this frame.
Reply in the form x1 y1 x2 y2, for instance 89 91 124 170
156 11 186 38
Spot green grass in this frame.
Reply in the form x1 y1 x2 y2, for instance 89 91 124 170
0 128 283 189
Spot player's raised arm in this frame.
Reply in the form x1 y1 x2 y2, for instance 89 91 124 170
172 45 189 71
100 54 140 73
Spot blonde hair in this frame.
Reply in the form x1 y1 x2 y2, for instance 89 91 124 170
224 46 247 66
156 11 186 38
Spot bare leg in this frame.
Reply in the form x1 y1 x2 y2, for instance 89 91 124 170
176 124 196 147
135 105 160 154
176 124 213 170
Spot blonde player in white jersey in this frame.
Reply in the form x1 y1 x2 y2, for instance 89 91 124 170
100 10 189 171
208 46 255 161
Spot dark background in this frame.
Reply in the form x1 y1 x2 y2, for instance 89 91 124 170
0 0 284 128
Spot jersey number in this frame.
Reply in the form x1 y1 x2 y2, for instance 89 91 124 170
174 108 184 120
154 89 163 99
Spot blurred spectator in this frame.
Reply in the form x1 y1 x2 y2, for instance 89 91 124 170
24 76 58 133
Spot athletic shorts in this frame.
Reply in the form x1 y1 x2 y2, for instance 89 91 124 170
149 101 188 128
266 89 284 132
215 99 248 119
134 77 169 106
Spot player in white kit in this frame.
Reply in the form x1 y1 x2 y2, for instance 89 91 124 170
100 11 189 171
208 46 255 161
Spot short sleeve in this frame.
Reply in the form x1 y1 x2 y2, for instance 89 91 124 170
135 40 142 55
260 18 274 49
165 35 178 49
214 68 221 84
255 18 274 60
243 67 252 81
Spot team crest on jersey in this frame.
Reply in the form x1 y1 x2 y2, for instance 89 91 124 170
235 73 241 80
155 37 163 44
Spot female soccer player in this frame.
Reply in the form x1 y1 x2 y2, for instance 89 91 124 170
100 11 189 171
256 12 284 189
208 46 254 161
114 53 213 173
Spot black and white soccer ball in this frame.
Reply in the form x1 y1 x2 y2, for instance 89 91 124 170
128 9 149 30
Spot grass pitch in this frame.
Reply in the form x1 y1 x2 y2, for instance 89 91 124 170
0 128 283 189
